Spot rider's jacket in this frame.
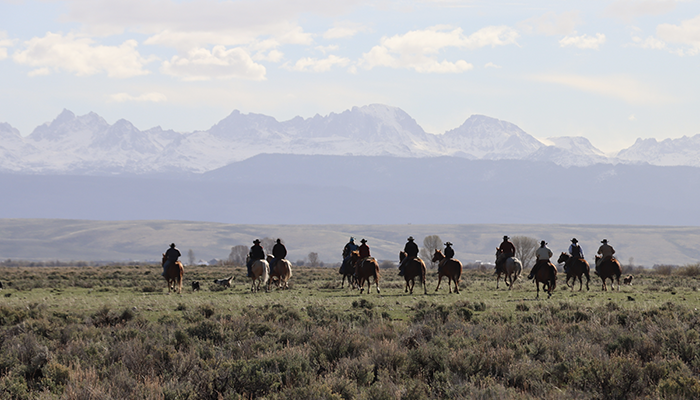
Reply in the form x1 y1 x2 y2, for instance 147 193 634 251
597 244 615 258
272 243 287 259
343 242 359 257
165 247 181 261
499 240 515 256
569 244 584 259
536 246 552 261
359 244 370 258
404 241 419 258
444 246 455 259
250 244 265 260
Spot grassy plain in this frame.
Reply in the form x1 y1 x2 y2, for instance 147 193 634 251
1 264 700 399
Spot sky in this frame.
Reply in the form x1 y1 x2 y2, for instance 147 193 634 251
1 0 699 154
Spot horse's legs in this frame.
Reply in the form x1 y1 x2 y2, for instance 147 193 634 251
453 278 460 294
435 275 443 292
496 273 501 289
375 275 380 294
535 281 540 299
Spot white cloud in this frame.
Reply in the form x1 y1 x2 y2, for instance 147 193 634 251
629 114 636 121
519 11 581 36
12 32 152 78
604 0 678 21
531 73 675 105
323 22 370 39
161 45 266 81
484 62 501 68
110 92 167 102
315 45 339 54
631 34 667 50
559 33 606 50
656 14 700 55
0 31 16 60
63 0 338 50
359 25 517 73
285 55 351 72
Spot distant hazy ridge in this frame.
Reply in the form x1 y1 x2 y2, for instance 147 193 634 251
1 218 698 267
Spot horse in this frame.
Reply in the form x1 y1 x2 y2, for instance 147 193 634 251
339 257 357 289
557 252 590 291
494 249 522 290
266 255 293 290
399 251 427 295
161 253 184 294
595 255 622 291
247 256 269 293
431 249 462 294
533 261 557 299
350 250 380 294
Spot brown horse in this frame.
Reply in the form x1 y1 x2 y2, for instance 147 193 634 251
350 251 380 294
431 250 462 294
595 255 622 291
557 252 590 291
533 262 557 299
495 249 522 290
266 255 293 290
161 254 184 294
399 251 427 295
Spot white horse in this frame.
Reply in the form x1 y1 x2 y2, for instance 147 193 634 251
248 257 269 293
495 249 522 290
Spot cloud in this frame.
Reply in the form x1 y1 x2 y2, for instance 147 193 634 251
359 25 518 73
604 0 678 21
161 45 266 81
531 73 675 105
12 32 152 78
323 22 370 39
0 31 16 60
519 11 581 36
285 55 351 72
656 14 700 55
484 62 501 68
110 92 167 102
62 0 347 49
559 33 606 50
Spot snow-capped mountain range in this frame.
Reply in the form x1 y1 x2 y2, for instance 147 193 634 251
1 104 697 174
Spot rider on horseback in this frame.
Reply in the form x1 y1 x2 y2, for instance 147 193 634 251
271 238 287 275
359 239 371 259
528 240 553 280
398 236 419 276
496 236 515 273
444 242 455 259
596 239 615 275
247 239 265 277
341 237 359 275
163 243 181 276
566 238 584 274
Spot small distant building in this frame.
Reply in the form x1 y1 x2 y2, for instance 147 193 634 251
196 259 209 266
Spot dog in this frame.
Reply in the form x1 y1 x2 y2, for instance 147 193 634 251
191 281 201 291
623 275 634 285
213 276 235 288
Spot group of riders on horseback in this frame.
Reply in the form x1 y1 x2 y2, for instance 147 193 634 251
338 234 619 289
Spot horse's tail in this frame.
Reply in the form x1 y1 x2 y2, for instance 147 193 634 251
261 262 269 285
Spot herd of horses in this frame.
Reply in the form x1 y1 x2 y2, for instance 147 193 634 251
162 248 623 298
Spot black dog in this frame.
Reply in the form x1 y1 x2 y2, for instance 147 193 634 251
191 281 201 291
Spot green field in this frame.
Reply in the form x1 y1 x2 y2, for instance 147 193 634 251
1 264 700 399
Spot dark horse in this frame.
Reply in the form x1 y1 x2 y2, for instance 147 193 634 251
431 249 462 294
557 252 590 291
595 255 622 291
399 251 427 295
533 261 557 299
350 251 380 294
339 257 357 289
161 253 184 294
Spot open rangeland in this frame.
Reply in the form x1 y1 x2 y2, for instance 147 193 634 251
1 263 700 399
